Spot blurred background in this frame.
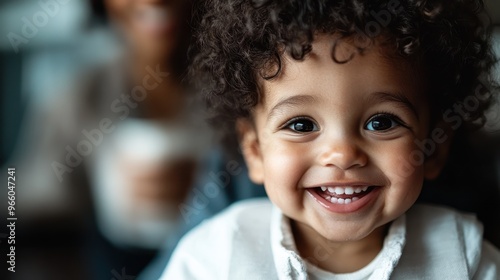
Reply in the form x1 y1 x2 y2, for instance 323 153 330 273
0 0 499 280
0 0 268 279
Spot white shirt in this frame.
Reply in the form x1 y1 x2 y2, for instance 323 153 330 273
160 198 500 280
304 216 404 280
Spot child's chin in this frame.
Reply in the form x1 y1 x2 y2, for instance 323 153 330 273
311 223 381 244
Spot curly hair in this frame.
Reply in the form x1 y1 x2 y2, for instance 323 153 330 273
188 0 499 150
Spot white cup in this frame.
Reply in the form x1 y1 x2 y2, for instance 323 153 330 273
89 118 208 249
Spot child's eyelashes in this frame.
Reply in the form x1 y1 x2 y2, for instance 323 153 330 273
282 117 319 133
364 113 409 132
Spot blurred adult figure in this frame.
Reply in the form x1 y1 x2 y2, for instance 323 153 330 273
10 0 210 279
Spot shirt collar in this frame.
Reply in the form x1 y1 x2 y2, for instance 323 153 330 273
270 206 407 280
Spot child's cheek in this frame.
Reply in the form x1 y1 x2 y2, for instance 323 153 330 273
262 141 310 205
371 135 424 179
380 140 425 210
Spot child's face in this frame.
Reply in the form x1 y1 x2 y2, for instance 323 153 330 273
240 35 446 246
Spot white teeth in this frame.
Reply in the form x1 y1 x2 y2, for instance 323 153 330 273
317 185 374 204
327 196 357 204
334 187 345 195
318 185 372 200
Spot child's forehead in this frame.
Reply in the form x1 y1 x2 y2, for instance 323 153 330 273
309 34 416 71
258 35 425 103
259 34 424 86
262 35 417 81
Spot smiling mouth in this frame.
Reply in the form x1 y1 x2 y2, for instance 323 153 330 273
315 186 375 205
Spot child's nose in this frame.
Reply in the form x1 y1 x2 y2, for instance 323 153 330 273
317 137 368 170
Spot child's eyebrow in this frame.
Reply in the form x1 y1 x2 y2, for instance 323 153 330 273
267 92 420 121
370 92 420 120
267 95 317 120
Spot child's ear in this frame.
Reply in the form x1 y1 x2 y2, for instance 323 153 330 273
236 118 264 184
424 121 454 180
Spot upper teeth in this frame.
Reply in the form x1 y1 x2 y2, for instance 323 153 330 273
320 186 369 194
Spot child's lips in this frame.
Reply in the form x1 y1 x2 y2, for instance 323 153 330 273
306 185 380 213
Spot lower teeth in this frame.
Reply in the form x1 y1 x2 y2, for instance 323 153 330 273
328 197 359 204
322 188 370 204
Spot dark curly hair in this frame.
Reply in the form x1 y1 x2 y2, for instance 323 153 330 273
188 0 499 151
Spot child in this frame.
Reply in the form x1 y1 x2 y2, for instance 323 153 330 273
161 0 500 279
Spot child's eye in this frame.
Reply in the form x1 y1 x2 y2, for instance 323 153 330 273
284 118 318 133
365 114 405 131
